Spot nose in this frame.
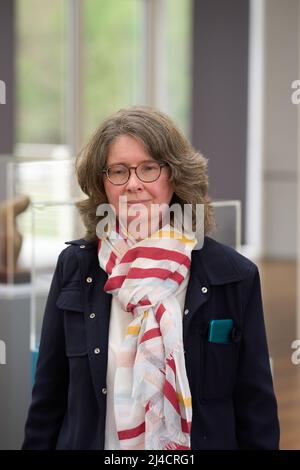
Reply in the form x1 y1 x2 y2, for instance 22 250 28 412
124 168 144 191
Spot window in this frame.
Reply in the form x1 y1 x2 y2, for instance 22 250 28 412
83 0 144 140
14 0 192 250
16 0 192 149
16 0 66 145
166 0 192 138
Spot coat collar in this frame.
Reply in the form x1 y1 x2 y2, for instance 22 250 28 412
65 235 249 286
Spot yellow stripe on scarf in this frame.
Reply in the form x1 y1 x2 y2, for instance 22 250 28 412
126 311 148 335
150 229 196 247
176 393 192 407
127 326 141 335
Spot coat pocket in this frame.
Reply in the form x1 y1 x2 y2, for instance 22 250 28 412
200 329 241 401
56 290 87 357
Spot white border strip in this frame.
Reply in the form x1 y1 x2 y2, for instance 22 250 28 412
246 0 265 259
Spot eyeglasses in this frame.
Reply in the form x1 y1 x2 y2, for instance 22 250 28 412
102 161 167 185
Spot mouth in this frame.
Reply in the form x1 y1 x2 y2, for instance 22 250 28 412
126 200 152 205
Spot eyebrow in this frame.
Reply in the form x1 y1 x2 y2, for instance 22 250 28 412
106 159 156 166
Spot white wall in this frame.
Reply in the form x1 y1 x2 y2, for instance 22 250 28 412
262 0 298 258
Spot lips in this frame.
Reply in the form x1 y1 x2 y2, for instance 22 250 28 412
127 200 152 204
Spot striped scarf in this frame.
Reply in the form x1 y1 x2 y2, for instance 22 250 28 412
98 223 196 450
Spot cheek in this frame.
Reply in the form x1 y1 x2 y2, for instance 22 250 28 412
151 176 173 201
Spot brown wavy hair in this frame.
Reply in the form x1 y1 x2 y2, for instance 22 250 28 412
75 105 215 241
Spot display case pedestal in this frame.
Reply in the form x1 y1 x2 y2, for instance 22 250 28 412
0 284 31 450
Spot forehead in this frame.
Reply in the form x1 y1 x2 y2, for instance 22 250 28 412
106 134 154 165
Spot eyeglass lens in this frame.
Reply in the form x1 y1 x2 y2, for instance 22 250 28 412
107 161 162 184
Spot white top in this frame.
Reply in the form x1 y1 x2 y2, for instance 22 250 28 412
104 272 190 450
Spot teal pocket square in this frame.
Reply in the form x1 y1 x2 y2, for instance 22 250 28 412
208 319 234 343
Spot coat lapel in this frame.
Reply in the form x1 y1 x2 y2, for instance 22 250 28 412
182 247 211 342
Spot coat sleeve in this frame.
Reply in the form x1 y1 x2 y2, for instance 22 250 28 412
22 250 69 449
233 265 280 449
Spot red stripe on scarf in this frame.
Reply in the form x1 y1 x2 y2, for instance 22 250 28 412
166 359 191 434
166 356 176 375
104 274 126 291
139 298 152 306
165 442 191 450
127 267 177 280
164 379 180 414
181 418 192 434
155 303 166 323
106 250 117 274
140 327 161 344
127 303 136 311
127 298 152 312
121 246 191 266
118 421 145 440
169 271 185 284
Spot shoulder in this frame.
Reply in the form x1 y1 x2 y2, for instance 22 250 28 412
61 238 97 258
56 238 98 284
58 236 259 285
195 236 258 285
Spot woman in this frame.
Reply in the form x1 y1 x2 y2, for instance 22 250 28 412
22 106 279 450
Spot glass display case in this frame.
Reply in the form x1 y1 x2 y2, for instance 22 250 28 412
1 158 81 282
29 200 84 355
211 200 242 250
0 157 82 448
0 158 84 382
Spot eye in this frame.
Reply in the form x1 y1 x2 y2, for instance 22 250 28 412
110 165 128 175
141 163 158 171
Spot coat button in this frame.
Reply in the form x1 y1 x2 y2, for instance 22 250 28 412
94 348 101 354
89 313 96 319
86 277 93 283
201 286 208 293
184 309 189 315
80 245 86 249
101 387 107 395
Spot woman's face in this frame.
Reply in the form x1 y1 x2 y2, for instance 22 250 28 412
103 134 174 236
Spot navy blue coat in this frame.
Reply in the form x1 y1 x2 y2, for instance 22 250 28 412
22 236 280 450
